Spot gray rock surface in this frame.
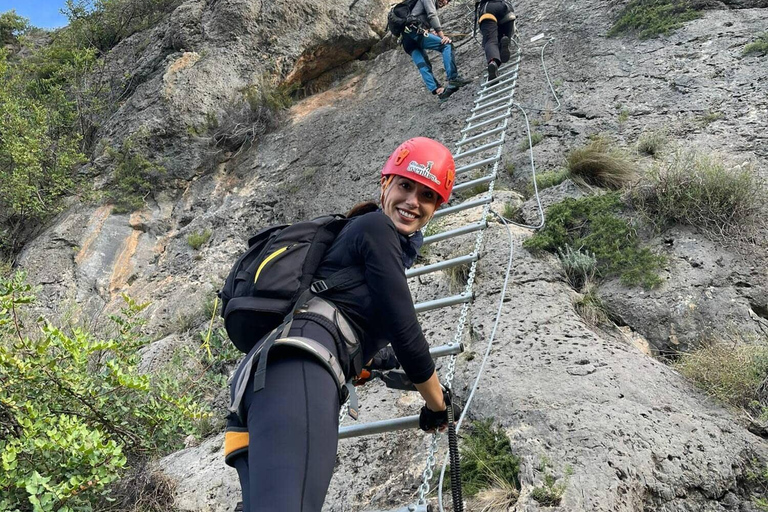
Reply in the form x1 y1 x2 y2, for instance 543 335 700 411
13 0 768 510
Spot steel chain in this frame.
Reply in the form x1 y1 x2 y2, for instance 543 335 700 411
417 433 440 504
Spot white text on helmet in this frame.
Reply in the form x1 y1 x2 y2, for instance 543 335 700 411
406 160 442 186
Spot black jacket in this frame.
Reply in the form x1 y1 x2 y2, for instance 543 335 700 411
315 211 435 384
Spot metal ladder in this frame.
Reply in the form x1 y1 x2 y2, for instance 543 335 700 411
338 47 523 512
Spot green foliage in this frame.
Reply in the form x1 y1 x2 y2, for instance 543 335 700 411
520 132 544 151
0 49 87 256
501 202 521 221
457 420 521 497
105 131 165 213
674 336 768 418
187 229 212 250
529 168 569 195
617 108 630 124
697 110 723 126
531 473 567 506
523 193 665 288
743 32 768 57
630 150 765 237
637 129 667 157
566 138 636 190
608 0 702 39
557 244 597 290
0 10 29 45
0 273 211 511
63 0 183 52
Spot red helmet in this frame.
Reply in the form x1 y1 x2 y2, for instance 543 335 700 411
381 137 455 205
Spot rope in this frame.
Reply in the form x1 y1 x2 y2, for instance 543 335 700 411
437 209 516 511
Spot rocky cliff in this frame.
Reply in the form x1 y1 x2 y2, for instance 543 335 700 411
15 0 768 510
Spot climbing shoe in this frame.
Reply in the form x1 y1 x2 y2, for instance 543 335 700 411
448 76 472 89
500 35 511 63
487 60 499 82
438 86 458 103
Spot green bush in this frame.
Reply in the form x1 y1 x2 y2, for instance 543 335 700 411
0 10 28 45
0 49 86 256
743 33 768 57
63 0 183 53
457 420 521 498
106 131 165 212
523 193 665 288
567 138 636 190
0 273 211 511
630 150 765 236
674 337 768 418
574 283 610 327
531 473 567 506
557 244 597 290
608 0 702 39
187 229 212 250
528 168 569 195
520 132 544 151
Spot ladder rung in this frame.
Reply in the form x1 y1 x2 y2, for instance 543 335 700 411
452 172 496 193
434 196 492 219
455 156 497 175
414 291 472 313
498 57 521 73
462 112 511 134
453 139 504 160
466 105 509 125
456 126 506 147
406 253 478 278
424 220 487 245
480 74 517 94
429 342 464 358
471 95 512 113
475 85 516 104
339 415 419 439
483 63 520 87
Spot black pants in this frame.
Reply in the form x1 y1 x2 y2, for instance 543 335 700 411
229 319 341 511
478 1 514 64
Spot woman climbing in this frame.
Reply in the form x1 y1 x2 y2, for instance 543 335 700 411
225 137 462 511
476 0 516 81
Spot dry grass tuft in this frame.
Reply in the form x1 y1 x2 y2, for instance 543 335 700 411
567 138 636 189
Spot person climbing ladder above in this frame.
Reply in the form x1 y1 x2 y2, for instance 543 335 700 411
476 0 515 81
402 0 472 102
224 137 462 511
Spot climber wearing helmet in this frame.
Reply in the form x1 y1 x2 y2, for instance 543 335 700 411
475 0 516 81
225 137 461 511
402 0 472 102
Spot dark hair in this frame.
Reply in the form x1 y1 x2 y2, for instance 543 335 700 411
346 201 378 218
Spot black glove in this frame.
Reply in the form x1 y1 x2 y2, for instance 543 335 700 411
369 346 401 371
419 390 463 432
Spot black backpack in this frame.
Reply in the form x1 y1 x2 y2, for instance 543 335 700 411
219 214 362 353
387 0 420 37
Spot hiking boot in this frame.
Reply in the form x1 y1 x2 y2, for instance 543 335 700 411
438 86 458 103
487 60 499 82
499 35 511 63
234 502 243 512
448 76 472 89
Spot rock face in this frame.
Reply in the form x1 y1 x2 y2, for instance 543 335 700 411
15 0 768 510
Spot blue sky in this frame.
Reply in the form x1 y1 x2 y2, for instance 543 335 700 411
1 0 69 29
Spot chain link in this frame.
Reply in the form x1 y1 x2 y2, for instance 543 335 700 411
417 433 440 504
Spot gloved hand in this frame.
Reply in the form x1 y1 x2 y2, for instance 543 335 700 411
369 346 400 371
419 390 462 433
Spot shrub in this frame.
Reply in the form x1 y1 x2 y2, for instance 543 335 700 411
520 132 544 151
637 129 667 157
523 193 665 288
608 0 702 39
531 473 567 506
557 244 597 290
105 131 165 213
528 168 569 195
63 0 184 53
743 33 768 57
674 337 768 418
566 138 636 190
457 420 521 498
212 82 295 155
187 229 212 250
445 252 471 293
0 10 28 45
630 150 766 237
0 273 211 511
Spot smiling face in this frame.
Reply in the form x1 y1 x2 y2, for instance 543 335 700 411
381 175 439 235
